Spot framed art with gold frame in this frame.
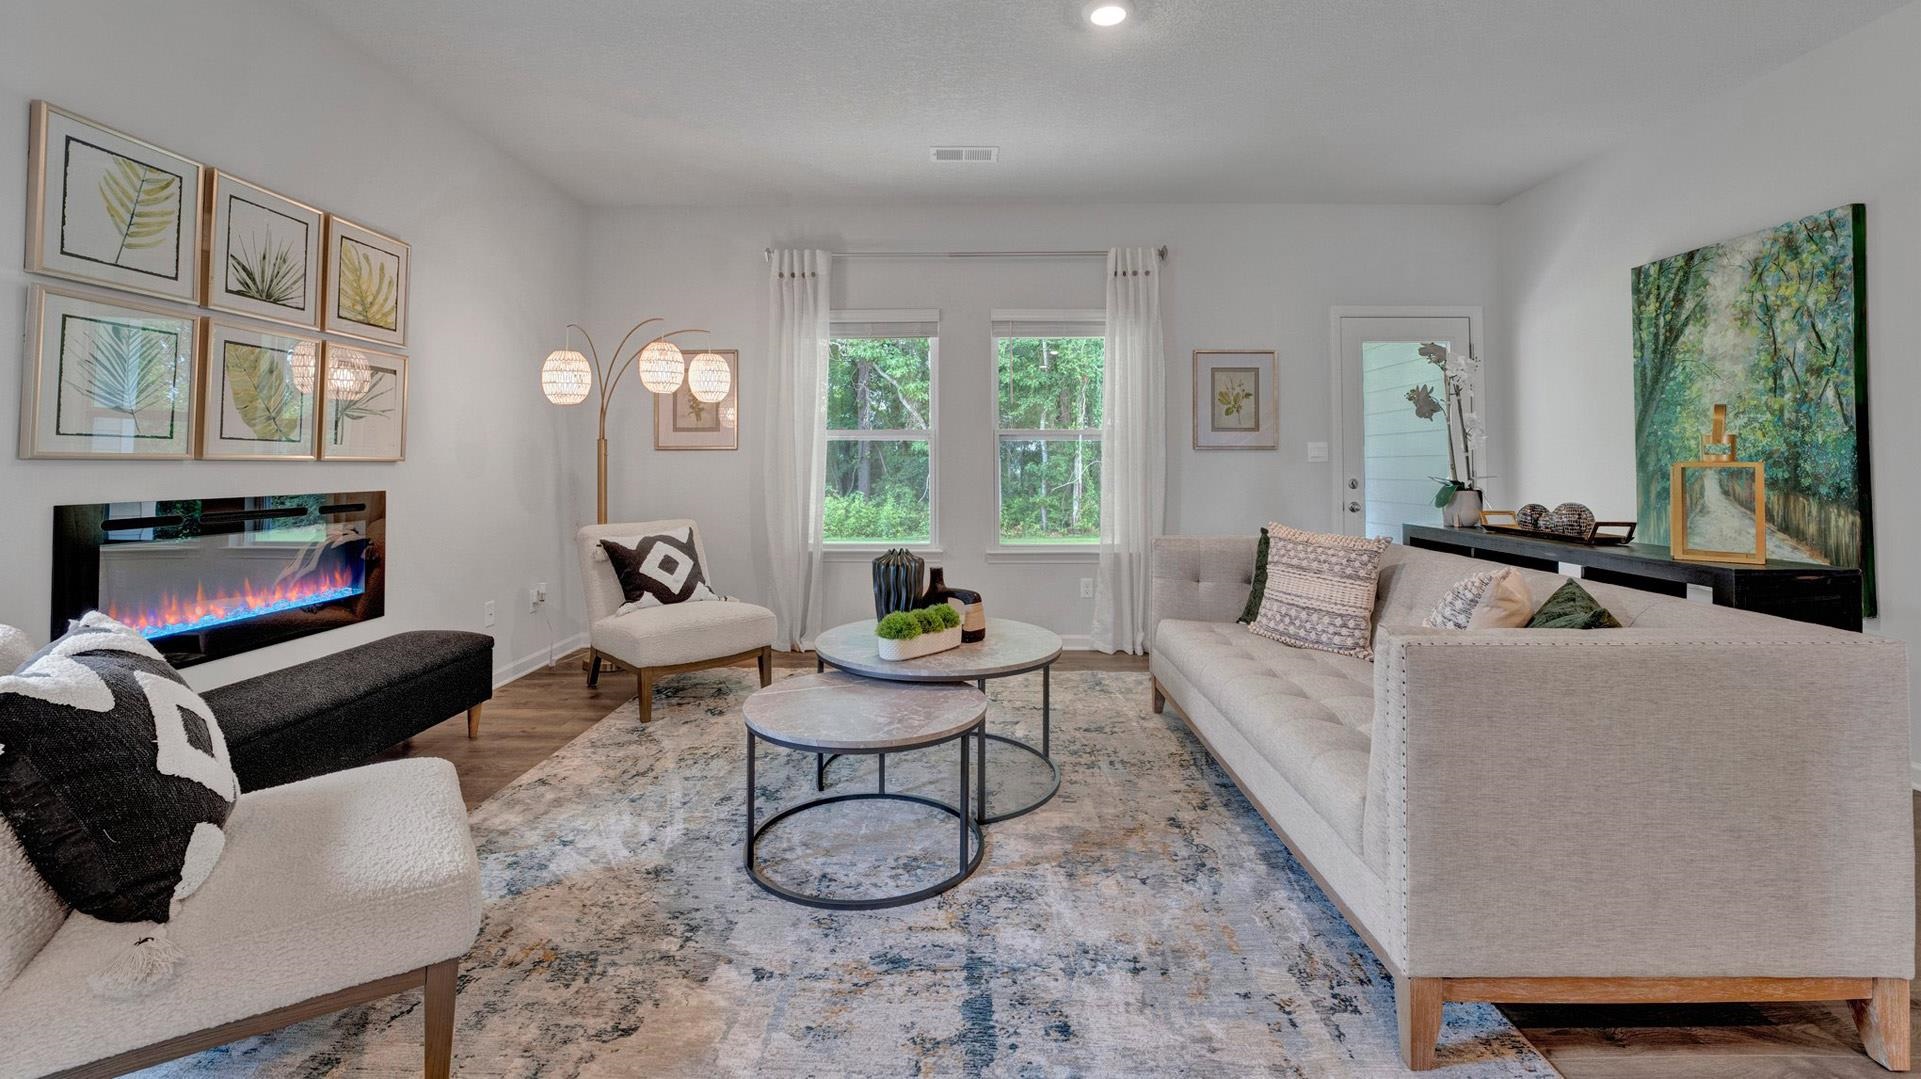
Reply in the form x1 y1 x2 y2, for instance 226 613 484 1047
1670 460 1767 564
20 284 199 460
25 100 205 304
322 216 409 347
197 319 319 461
654 349 740 450
1193 349 1278 449
205 170 324 330
318 342 407 461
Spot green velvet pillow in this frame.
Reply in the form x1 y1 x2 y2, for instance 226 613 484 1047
1237 528 1270 624
1526 579 1622 630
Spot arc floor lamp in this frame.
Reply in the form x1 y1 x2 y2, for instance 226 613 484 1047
541 318 730 524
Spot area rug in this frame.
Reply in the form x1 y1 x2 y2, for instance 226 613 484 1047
154 668 1554 1077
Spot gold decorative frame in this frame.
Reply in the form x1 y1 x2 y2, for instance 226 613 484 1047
196 319 320 461
653 349 740 450
204 170 325 330
20 284 200 460
317 342 408 462
1670 460 1767 564
322 215 410 347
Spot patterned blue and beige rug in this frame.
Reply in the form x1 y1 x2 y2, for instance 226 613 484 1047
154 668 1552 1076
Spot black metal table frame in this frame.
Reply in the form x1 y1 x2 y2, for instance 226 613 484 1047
813 655 1060 824
745 720 986 910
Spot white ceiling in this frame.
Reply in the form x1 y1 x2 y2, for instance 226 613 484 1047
288 0 1909 207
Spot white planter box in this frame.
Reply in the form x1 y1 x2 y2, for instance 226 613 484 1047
875 625 962 661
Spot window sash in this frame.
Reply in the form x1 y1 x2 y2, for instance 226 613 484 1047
996 429 1100 441
823 323 938 546
992 321 1106 548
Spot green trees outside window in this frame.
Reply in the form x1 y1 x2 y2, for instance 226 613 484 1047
996 335 1103 544
824 336 933 544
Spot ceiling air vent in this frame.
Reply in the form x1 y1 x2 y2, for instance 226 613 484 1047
930 146 998 163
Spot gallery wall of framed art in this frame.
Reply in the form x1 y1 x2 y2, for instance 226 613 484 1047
17 99 412 464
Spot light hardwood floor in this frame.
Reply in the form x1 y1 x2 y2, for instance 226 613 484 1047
393 649 1916 1077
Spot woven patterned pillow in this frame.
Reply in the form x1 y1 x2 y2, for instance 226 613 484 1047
1424 567 1533 630
1248 524 1390 660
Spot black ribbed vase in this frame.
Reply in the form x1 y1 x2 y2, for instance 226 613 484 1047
870 549 926 621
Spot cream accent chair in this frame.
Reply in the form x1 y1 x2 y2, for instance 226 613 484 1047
576 520 775 722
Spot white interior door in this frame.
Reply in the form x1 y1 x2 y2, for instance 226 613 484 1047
1335 315 1473 539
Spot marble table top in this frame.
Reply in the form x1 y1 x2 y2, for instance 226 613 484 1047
814 618 1064 682
743 671 987 750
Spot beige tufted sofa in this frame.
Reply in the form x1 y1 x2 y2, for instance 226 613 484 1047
1148 535 1914 1071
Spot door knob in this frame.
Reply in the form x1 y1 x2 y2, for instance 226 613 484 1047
1347 478 1359 490
1347 501 1361 513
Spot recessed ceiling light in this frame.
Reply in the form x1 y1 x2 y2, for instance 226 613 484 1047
1084 0 1131 27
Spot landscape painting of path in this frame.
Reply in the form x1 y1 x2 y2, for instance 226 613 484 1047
1631 204 1874 614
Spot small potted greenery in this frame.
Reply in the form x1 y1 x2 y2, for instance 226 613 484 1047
875 602 963 660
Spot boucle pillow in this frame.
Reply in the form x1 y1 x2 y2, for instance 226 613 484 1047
0 624 33 673
1248 523 1390 660
600 527 718 612
1424 568 1533 630
0 612 237 997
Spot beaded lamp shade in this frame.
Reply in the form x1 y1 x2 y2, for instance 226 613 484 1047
541 349 592 405
687 351 731 403
289 340 317 395
637 340 685 394
326 348 373 397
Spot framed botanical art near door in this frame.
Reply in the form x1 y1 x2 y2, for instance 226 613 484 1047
25 101 204 304
1192 350 1277 449
198 320 319 460
206 171 324 330
20 285 199 459
318 343 407 461
654 349 740 450
322 216 409 346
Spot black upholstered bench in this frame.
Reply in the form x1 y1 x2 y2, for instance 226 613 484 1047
206 630 494 791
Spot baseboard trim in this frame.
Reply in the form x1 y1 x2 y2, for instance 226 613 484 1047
1059 634 1093 651
495 632 588 688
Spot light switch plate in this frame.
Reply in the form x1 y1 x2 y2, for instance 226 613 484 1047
1306 441 1329 462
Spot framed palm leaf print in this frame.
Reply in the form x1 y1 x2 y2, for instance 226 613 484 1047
25 101 204 304
198 321 319 460
318 343 407 461
20 285 198 459
206 171 323 330
322 216 409 346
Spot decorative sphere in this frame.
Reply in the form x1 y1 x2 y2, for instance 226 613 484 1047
1545 502 1596 538
637 341 685 394
1515 503 1549 530
541 349 592 405
288 339 317 395
687 352 731 403
326 347 373 397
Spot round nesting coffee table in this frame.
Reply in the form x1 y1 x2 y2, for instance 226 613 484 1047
813 618 1063 823
743 671 987 910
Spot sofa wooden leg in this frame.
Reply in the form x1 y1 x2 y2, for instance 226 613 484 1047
423 959 457 1079
466 703 483 740
1151 678 1165 714
1853 977 1911 1071
1396 976 1443 1071
757 646 773 687
586 651 603 689
637 668 654 723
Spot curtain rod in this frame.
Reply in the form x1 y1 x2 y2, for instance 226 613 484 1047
762 246 1167 262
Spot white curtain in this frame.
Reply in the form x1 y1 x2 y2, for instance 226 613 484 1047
1091 247 1166 654
762 249 831 650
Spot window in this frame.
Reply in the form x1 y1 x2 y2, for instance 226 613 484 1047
992 312 1104 547
824 312 938 546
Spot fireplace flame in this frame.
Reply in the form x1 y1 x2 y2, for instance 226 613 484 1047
106 565 363 640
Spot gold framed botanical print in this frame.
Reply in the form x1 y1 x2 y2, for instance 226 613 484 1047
1193 350 1278 449
205 170 324 330
654 349 740 450
318 343 407 461
20 285 199 460
1670 460 1767 564
25 101 205 304
322 216 409 347
198 320 319 461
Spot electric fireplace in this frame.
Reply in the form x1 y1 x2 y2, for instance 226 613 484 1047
51 491 385 668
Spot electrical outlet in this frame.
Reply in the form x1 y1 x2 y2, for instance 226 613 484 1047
1079 577 1094 598
536 581 549 602
483 600 497 627
527 587 541 613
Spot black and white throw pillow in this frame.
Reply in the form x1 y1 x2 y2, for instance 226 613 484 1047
0 612 237 995
601 527 718 611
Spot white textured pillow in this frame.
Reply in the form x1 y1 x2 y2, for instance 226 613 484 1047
1424 568 1532 630
0 819 67 989
0 625 34 674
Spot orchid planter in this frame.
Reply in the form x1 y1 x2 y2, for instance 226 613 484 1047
876 625 963 662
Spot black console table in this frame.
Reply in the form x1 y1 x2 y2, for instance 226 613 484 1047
1402 524 1862 631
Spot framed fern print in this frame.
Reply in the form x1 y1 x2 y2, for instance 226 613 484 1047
318 343 407 461
322 216 409 346
197 321 318 460
206 172 323 330
20 285 198 459
25 101 204 304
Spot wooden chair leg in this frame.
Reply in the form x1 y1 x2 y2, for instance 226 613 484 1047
1151 678 1165 714
757 646 773 687
423 959 457 1079
1853 977 1911 1071
586 651 603 688
466 702 483 740
1396 976 1443 1071
637 668 654 723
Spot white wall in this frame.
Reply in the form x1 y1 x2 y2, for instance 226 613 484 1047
1495 2 1921 761
583 203 1497 640
0 0 590 688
